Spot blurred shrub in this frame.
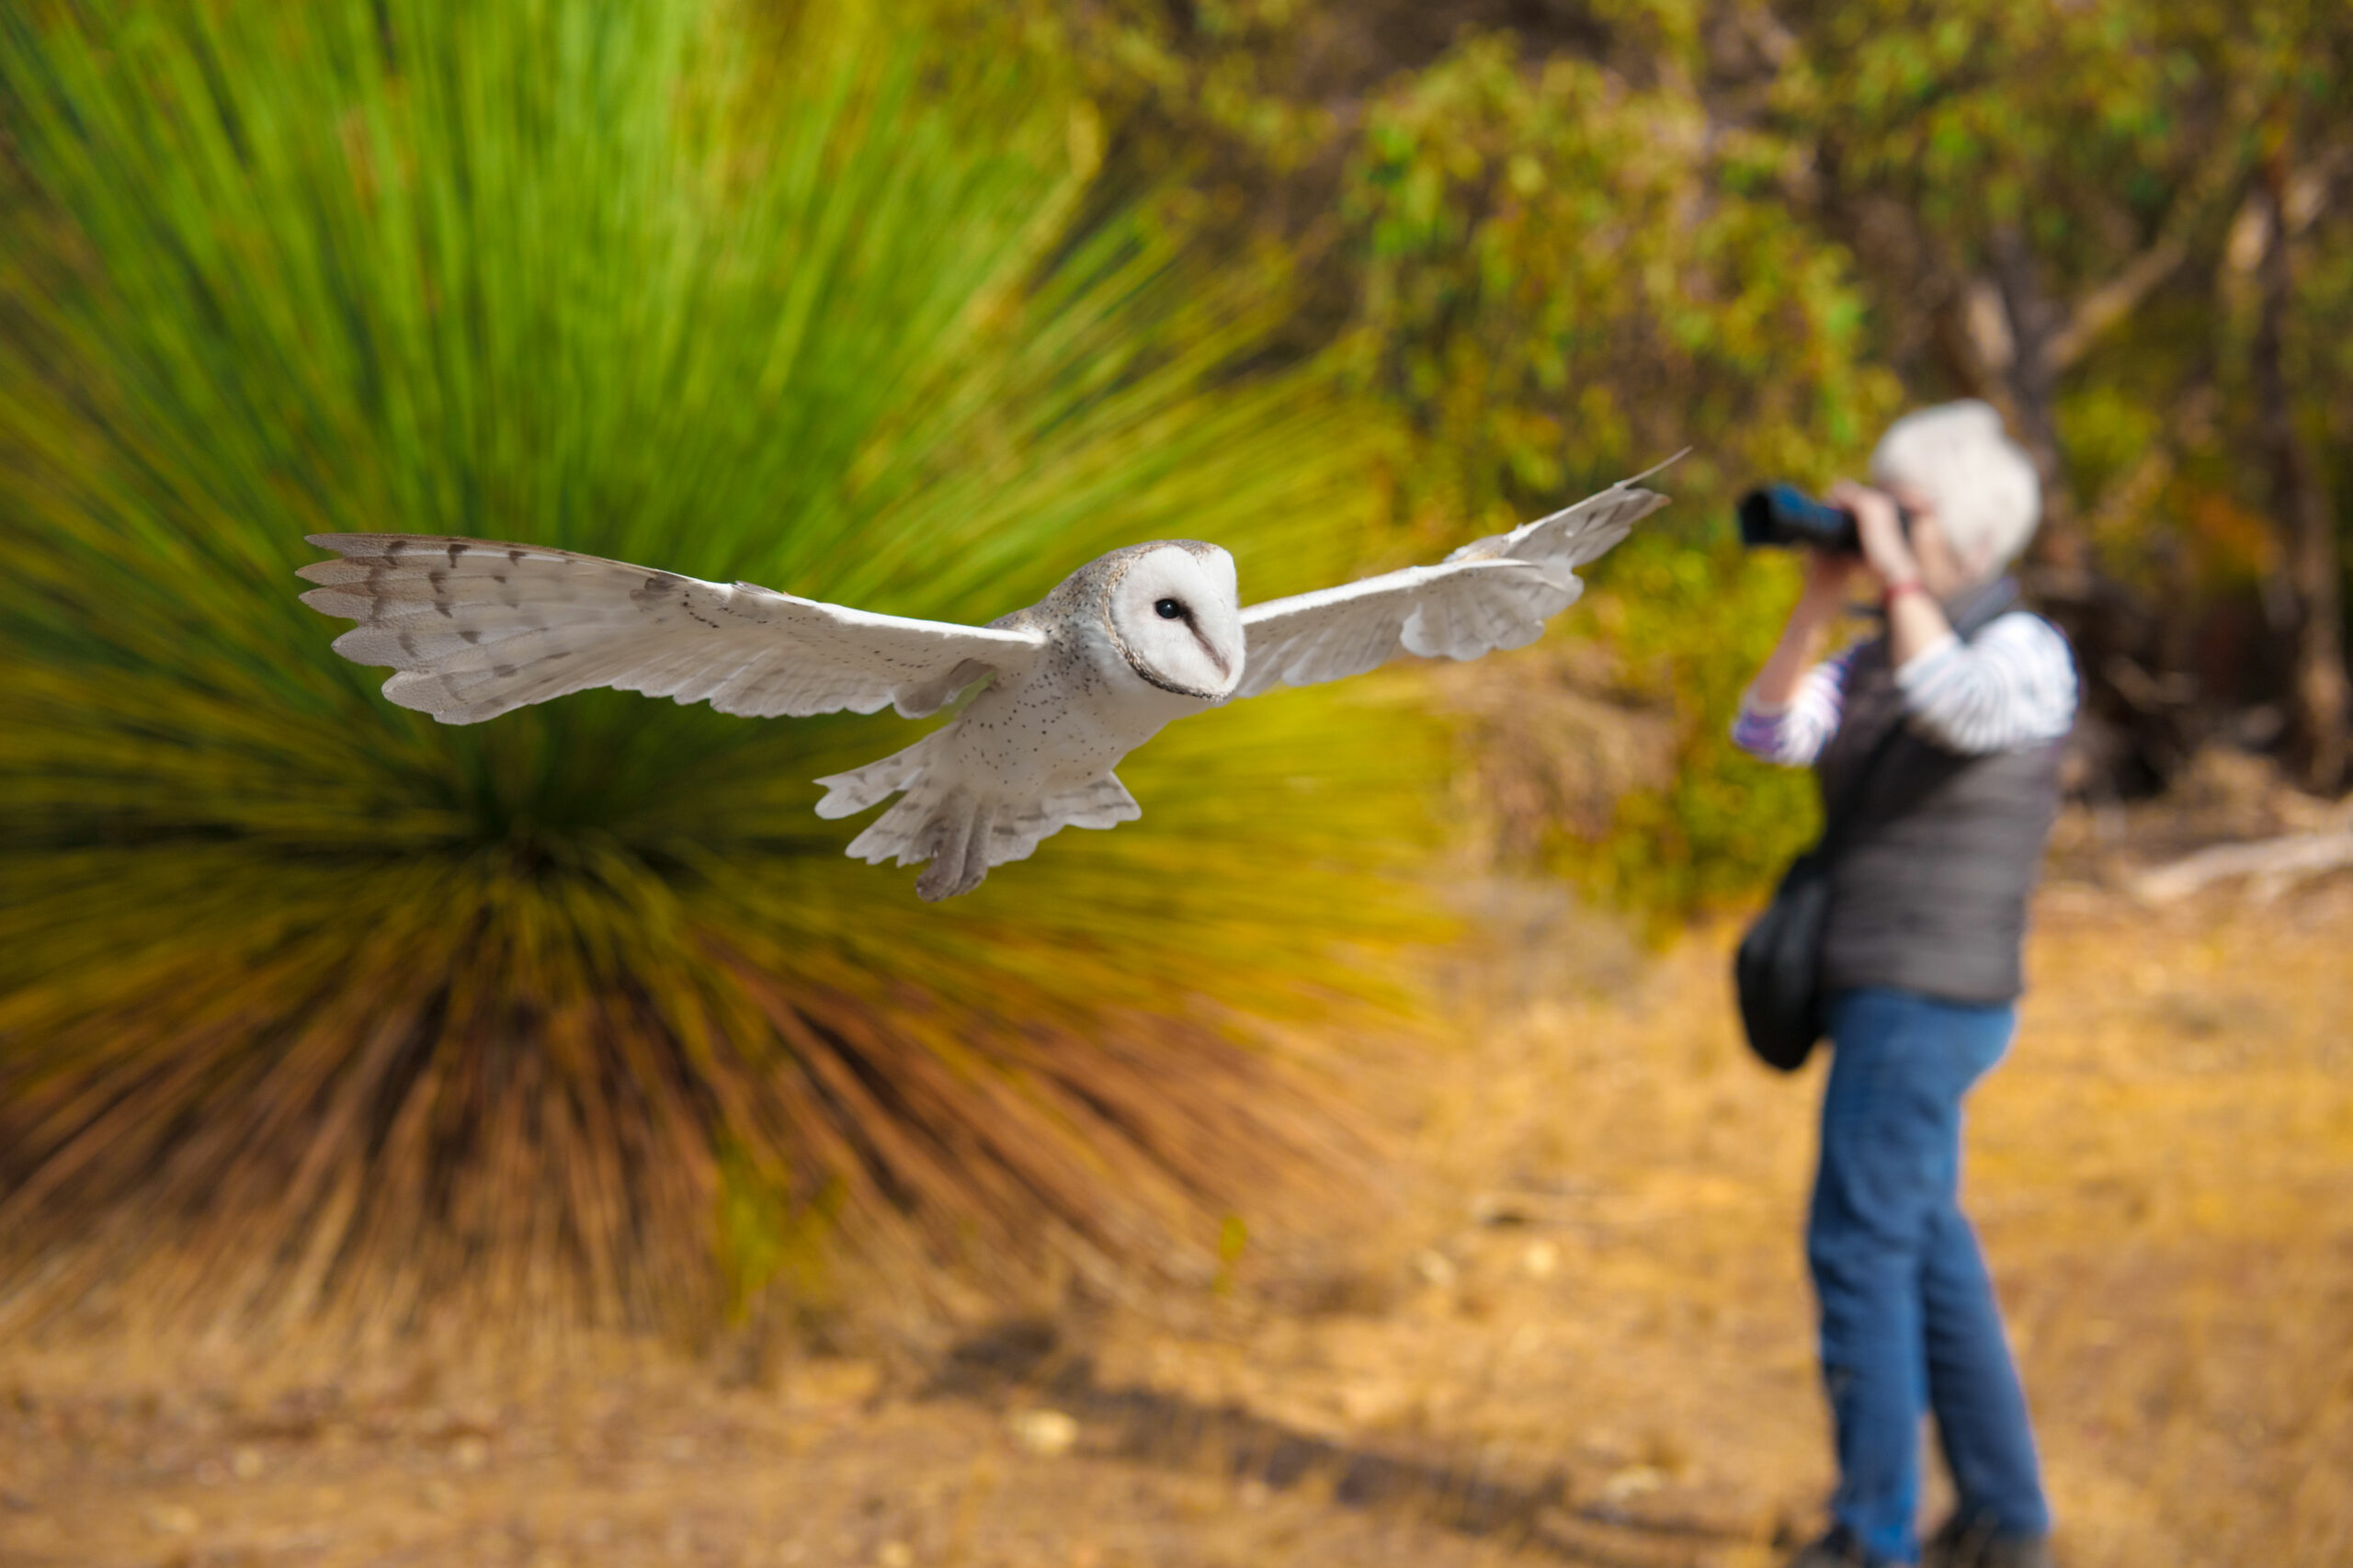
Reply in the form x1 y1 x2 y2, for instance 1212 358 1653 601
0 0 1445 1337
1339 31 1893 524
1063 0 2353 896
1565 534 1824 930
1333 30 1895 923
1048 5 1911 920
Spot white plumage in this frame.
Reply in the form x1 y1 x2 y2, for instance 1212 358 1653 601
300 472 1670 899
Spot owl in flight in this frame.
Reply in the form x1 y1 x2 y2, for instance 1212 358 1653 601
300 473 1669 900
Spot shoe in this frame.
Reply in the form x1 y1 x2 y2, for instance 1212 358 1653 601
1922 1513 2055 1568
1781 1529 1873 1568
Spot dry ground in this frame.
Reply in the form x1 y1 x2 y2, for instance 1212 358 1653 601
6 831 2352 1568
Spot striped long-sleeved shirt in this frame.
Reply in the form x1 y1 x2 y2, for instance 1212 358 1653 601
1732 611 2077 766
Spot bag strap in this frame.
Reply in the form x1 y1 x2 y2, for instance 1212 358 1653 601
1813 696 1910 861
1813 575 2022 860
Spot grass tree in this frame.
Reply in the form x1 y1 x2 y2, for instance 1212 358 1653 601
0 0 1443 1340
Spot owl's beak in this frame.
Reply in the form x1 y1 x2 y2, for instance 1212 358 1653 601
1199 606 1246 699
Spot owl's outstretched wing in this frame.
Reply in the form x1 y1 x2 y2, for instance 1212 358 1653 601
1233 470 1671 699
298 534 1045 724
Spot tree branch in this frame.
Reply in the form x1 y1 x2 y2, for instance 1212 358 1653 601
2045 237 2186 373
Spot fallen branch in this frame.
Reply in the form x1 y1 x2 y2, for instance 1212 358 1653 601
2132 831 2353 903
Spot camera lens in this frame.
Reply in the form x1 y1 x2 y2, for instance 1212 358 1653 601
1737 484 1863 553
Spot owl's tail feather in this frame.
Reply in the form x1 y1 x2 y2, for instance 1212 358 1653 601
815 741 1140 902
812 733 942 821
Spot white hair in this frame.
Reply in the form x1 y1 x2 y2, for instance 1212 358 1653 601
1869 400 2041 578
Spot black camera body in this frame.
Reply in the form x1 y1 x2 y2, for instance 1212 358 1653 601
1737 483 1911 554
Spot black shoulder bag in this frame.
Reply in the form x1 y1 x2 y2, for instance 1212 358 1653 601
1733 577 2021 1072
1732 716 1908 1072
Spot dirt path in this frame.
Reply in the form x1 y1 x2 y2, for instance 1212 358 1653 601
6 875 2352 1568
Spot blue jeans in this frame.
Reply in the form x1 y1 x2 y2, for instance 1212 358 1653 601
1809 987 2050 1564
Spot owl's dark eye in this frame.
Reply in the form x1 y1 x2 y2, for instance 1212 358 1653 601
1154 597 1186 620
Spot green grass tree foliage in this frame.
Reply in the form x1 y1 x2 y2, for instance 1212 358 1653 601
0 0 1445 1339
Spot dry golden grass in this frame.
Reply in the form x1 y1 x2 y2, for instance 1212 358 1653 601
6 854 2350 1567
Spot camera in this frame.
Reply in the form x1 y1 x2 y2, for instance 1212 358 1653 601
1736 483 1912 554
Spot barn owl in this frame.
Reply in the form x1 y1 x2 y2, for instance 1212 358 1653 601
299 473 1670 899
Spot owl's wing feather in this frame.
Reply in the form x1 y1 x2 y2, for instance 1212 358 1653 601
298 534 1045 724
1438 460 1678 574
1235 559 1573 699
1235 472 1670 699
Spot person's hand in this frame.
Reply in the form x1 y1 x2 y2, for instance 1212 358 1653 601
1751 516 1864 712
1827 480 1919 591
1798 542 1865 608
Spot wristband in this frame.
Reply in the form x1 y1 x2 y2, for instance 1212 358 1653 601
1884 577 1929 606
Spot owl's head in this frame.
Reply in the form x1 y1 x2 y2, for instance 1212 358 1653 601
1103 541 1245 701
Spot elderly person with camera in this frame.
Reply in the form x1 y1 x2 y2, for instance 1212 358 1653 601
1733 403 2076 1568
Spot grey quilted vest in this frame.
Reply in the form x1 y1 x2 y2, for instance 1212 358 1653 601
1813 578 2069 1005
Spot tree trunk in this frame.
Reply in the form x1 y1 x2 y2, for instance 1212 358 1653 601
1986 225 2086 580
2253 148 2349 792
1938 234 2194 797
